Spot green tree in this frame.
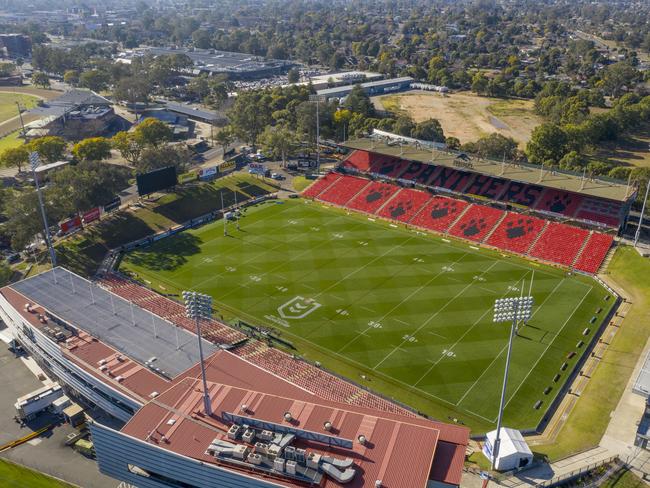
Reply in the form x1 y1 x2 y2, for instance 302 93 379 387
1 146 29 173
462 133 518 160
27 136 66 163
287 68 300 84
412 119 445 143
112 131 142 164
342 85 374 117
72 137 112 161
133 118 173 147
136 145 190 174
32 71 50 88
599 62 640 98
0 261 13 286
214 126 234 155
63 69 80 86
526 123 569 165
79 69 110 92
393 116 415 137
446 136 461 150
471 72 488 95
259 125 297 166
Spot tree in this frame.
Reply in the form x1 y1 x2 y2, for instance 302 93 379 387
136 145 190 174
63 69 80 86
113 76 151 105
412 119 445 143
1 146 29 173
471 72 489 95
599 62 640 98
446 137 461 150
32 72 50 88
525 123 569 165
333 108 353 141
112 131 143 165
287 68 300 84
259 125 297 166
27 136 66 163
79 69 110 92
393 116 415 137
0 261 13 287
462 133 518 160
133 118 173 147
342 85 374 117
72 137 112 161
5 190 64 251
214 126 234 155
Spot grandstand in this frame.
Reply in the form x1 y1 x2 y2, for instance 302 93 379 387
303 171 614 274
0 267 469 488
341 138 635 232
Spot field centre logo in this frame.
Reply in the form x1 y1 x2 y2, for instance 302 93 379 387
277 296 321 319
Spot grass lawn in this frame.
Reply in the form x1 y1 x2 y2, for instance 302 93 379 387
535 246 650 459
120 198 613 433
0 459 74 487
0 131 23 152
292 175 312 192
0 92 39 123
56 173 278 277
602 467 646 488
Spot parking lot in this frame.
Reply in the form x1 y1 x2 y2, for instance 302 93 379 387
0 332 120 488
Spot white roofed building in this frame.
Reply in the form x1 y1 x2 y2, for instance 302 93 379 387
483 428 533 472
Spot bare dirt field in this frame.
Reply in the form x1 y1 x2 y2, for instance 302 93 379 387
375 90 543 147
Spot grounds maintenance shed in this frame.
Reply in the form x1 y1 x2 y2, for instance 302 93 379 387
483 428 533 471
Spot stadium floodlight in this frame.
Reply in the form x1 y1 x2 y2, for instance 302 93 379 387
490 295 533 472
183 290 213 416
29 151 57 270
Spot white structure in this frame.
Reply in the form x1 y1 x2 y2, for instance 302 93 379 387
482 428 533 471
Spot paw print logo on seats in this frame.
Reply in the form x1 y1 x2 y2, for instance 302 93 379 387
430 200 457 219
506 218 534 239
380 162 396 175
390 201 413 218
460 218 487 237
366 186 392 203
546 194 572 213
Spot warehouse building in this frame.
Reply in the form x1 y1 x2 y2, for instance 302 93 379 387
316 76 414 100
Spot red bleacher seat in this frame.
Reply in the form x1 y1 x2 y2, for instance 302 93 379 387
529 222 590 266
316 174 370 206
486 213 547 254
410 196 470 232
534 189 583 217
377 188 431 222
498 181 545 208
302 172 341 199
347 181 400 214
575 198 623 228
341 150 372 172
573 232 614 274
427 167 475 193
368 154 409 178
448 205 504 242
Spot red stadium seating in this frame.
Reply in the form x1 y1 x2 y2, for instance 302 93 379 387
368 154 409 178
486 213 547 254
534 189 583 217
302 172 341 199
448 205 505 242
573 233 614 274
341 150 372 172
316 174 371 206
377 188 432 222
575 198 623 228
529 223 590 266
427 167 475 193
410 196 470 232
498 181 546 208
347 181 400 214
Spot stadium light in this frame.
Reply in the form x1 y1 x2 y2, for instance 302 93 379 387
183 290 213 416
490 295 533 472
29 151 57 270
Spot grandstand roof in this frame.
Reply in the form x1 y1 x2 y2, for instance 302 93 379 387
343 138 635 202
10 268 218 378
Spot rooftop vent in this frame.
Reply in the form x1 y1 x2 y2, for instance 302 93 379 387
240 404 248 413
323 421 332 431
358 435 367 445
284 412 293 422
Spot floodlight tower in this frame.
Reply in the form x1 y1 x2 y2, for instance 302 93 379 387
491 295 533 471
29 152 57 268
183 291 213 416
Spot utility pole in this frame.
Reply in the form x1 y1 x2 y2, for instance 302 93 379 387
29 152 57 268
16 102 26 140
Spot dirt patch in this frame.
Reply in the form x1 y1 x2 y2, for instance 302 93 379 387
375 91 543 147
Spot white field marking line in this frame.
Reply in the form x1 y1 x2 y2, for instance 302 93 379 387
427 330 447 339
360 306 376 313
312 237 417 301
454 278 567 407
411 269 532 387
194 214 365 294
331 295 345 301
372 259 500 372
464 408 496 424
337 252 469 354
496 284 594 421
302 283 317 291
394 318 411 326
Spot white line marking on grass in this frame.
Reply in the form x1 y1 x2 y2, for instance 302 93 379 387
338 253 469 354
495 284 593 421
302 283 317 291
360 306 376 313
331 295 345 301
454 278 567 408
427 330 447 339
464 408 496 424
395 318 411 326
373 260 500 372
411 270 530 386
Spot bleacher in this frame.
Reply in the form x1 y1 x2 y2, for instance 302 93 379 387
301 172 341 199
339 150 628 230
410 196 469 232
347 181 400 214
486 213 547 254
529 223 590 267
303 171 614 274
448 204 504 242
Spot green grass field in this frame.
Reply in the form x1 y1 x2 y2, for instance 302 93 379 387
0 92 39 123
0 459 74 488
120 199 613 432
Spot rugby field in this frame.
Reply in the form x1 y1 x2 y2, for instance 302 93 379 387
120 199 614 432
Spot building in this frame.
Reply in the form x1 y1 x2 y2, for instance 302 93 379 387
0 268 470 488
299 71 383 91
117 47 294 80
316 77 414 100
26 89 126 140
0 33 31 58
482 428 533 471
